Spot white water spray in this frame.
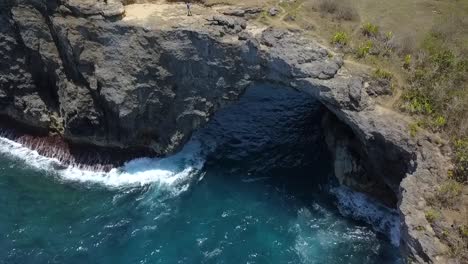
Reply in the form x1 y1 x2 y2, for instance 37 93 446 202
331 186 401 246
0 135 204 189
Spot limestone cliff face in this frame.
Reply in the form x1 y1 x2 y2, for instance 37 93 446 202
0 0 454 263
2 2 257 154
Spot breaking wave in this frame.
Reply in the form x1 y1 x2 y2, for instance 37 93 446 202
0 135 204 190
331 186 401 246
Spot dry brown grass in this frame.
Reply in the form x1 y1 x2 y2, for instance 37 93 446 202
388 31 417 55
314 0 359 21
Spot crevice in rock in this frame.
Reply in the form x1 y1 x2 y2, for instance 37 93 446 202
9 8 60 112
95 79 112 143
43 14 87 86
321 110 413 208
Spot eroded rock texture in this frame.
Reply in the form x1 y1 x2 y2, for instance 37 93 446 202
0 0 454 263
1 0 346 155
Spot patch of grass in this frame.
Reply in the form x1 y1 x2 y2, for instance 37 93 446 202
460 225 468 238
453 138 468 182
362 22 379 37
405 23 468 139
415 225 426 231
315 0 359 21
316 0 338 13
409 122 419 138
373 68 393 80
403 54 412 69
331 31 349 46
356 40 373 58
433 180 463 207
390 31 417 55
385 31 393 41
402 92 433 115
258 10 269 23
425 208 440 223
433 116 446 128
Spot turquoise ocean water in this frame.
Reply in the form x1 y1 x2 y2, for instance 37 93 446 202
0 84 402 263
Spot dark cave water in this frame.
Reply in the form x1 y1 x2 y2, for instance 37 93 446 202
0 84 402 263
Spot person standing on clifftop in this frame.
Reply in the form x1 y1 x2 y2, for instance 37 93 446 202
186 1 192 16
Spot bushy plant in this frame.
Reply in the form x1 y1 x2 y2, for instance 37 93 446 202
331 31 349 46
415 226 426 231
362 22 379 37
385 31 393 41
356 41 373 58
409 122 419 137
460 225 468 238
373 68 393 80
404 54 412 69
425 208 440 223
453 138 468 182
406 31 467 140
402 93 433 114
433 116 446 128
434 180 463 206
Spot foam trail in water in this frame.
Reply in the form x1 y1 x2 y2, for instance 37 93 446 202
0 136 204 189
331 186 400 246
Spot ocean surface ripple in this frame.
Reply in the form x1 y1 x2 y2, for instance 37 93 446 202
0 83 402 263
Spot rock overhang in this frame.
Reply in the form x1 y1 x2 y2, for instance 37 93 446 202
0 1 454 262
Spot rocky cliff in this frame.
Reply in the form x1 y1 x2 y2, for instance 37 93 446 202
0 0 455 262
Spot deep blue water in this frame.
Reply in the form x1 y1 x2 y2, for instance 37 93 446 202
0 84 402 263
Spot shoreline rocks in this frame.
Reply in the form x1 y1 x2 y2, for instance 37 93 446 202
0 1 455 263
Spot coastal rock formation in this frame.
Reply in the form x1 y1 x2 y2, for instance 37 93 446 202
0 0 454 263
2 0 344 155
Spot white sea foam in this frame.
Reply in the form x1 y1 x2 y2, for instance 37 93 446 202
331 186 401 246
0 136 204 189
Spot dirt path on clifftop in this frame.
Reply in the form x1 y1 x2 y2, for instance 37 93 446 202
123 3 212 28
123 2 266 41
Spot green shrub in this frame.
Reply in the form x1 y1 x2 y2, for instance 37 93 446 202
431 49 456 73
406 42 467 138
425 208 440 223
415 226 426 231
403 94 433 115
373 68 393 80
453 138 468 182
434 180 463 206
433 116 446 128
409 122 419 137
400 12 468 145
460 225 468 238
362 22 379 37
404 54 412 69
331 31 349 46
356 41 373 58
385 31 393 41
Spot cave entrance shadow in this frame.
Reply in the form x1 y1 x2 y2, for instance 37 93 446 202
192 81 337 209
